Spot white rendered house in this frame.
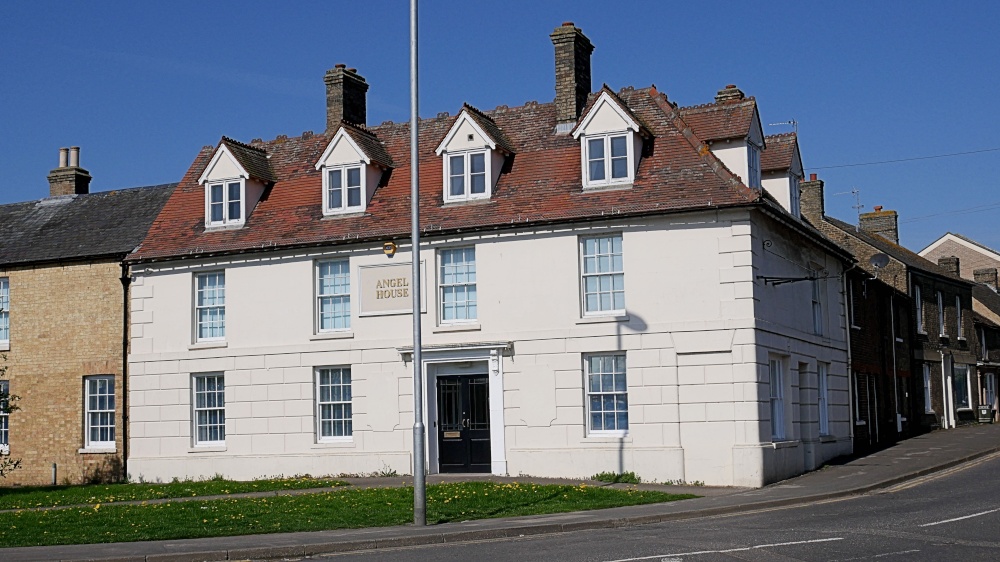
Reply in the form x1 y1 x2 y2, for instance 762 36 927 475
126 24 853 487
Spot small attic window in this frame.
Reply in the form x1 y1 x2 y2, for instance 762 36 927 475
324 165 365 212
436 107 512 203
315 126 390 216
572 90 644 190
198 139 271 230
207 179 244 226
447 151 488 200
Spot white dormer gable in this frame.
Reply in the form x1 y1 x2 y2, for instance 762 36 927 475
199 143 266 230
435 110 506 203
572 91 643 189
315 127 384 215
705 106 766 190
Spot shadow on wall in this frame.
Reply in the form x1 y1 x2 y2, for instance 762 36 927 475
616 310 648 475
82 456 125 485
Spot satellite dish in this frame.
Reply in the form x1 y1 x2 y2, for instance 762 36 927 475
870 253 890 269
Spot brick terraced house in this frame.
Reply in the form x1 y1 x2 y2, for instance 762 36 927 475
124 24 855 487
0 148 173 485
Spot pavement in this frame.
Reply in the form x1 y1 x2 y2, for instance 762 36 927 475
5 423 1000 562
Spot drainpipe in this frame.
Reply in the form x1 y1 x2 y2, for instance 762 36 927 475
889 294 901 434
119 263 130 480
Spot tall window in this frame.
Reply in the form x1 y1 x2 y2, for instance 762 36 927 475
84 376 115 449
440 247 477 322
326 166 363 213
956 295 963 338
0 277 8 344
937 291 945 336
915 284 924 333
195 272 225 341
769 358 785 440
985 373 997 412
193 374 225 445
586 134 630 186
317 260 350 331
586 354 628 434
0 380 9 454
923 363 933 413
207 180 242 226
811 273 823 336
847 279 858 329
953 365 971 410
316 367 352 440
747 144 761 188
789 176 801 216
581 235 625 315
447 151 488 201
818 363 830 435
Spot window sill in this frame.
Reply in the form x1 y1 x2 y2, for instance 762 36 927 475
895 337 904 343
78 447 116 455
577 313 629 325
770 439 799 449
189 341 228 351
189 445 226 453
312 439 355 449
442 197 493 208
958 336 967 342
855 420 867 426
586 432 630 440
204 222 244 232
311 331 354 341
433 323 481 333
581 182 633 192
819 434 837 443
0 342 8 352
850 325 861 331
321 211 368 220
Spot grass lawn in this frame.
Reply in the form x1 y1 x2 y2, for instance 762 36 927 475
0 481 697 548
0 476 345 510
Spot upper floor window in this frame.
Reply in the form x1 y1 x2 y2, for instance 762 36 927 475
84 376 115 450
317 260 351 331
818 363 830 435
0 277 8 344
769 357 785 440
956 295 963 338
324 166 364 213
789 175 801 216
586 134 630 186
937 290 945 336
316 367 352 440
439 247 477 323
811 271 823 336
446 152 488 202
573 90 644 190
206 180 244 226
747 144 762 188
915 284 925 333
581 234 625 315
195 272 226 342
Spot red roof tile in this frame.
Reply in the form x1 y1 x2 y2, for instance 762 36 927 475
761 133 798 172
679 98 756 143
129 88 760 263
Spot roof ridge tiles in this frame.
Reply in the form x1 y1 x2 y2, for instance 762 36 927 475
679 97 757 112
221 135 267 154
764 132 797 139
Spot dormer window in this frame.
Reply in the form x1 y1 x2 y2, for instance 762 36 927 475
572 89 647 190
447 151 488 200
436 105 514 204
316 124 392 216
747 144 762 188
198 137 274 230
207 179 244 226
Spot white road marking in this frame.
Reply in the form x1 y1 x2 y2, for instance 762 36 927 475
918 507 1000 527
874 549 920 558
602 537 844 562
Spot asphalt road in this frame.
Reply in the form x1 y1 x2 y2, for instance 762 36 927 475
305 452 1000 561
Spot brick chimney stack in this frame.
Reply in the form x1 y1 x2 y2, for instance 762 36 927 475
975 267 999 291
938 256 960 277
858 206 900 244
715 84 746 103
798 173 825 221
550 22 594 130
47 146 92 197
325 64 368 132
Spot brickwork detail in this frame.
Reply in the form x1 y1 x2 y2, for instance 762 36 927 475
324 65 368 131
550 23 594 125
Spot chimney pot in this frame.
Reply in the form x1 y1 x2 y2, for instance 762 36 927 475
335 63 346 69
325 64 369 131
58 147 69 168
938 256 960 278
562 21 574 26
550 23 594 128
809 173 817 181
69 146 80 168
874 205 882 212
47 146 91 197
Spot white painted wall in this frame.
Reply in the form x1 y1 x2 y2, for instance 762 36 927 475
128 209 849 486
711 140 749 187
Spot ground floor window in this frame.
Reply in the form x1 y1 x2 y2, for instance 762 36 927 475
84 376 115 449
923 363 933 413
986 373 997 411
317 367 352 439
193 374 225 445
769 358 785 440
586 354 628 434
818 362 829 435
953 365 971 410
0 380 8 454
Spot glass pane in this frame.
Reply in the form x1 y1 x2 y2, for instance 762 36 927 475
611 157 628 179
470 173 486 194
450 155 464 175
346 167 361 187
470 153 485 173
610 136 627 157
347 186 361 207
589 160 605 181
588 138 604 159
210 184 223 204
450 176 465 197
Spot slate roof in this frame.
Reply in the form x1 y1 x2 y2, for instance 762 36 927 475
822 215 971 285
0 184 176 267
336 122 395 169
679 97 756 142
761 133 798 172
220 137 276 184
127 86 810 263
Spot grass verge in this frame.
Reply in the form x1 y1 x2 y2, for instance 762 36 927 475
0 476 346 510
0 481 697 548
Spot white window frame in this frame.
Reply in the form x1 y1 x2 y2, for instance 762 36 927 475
818 362 830 435
915 284 925 333
316 367 353 441
985 373 997 411
923 363 934 413
204 178 245 227
937 290 945 337
439 247 477 324
0 277 8 345
747 143 762 188
0 380 9 454
580 234 625 316
582 132 633 188
322 164 366 214
586 353 628 436
769 358 785 440
194 272 226 342
811 272 823 336
84 375 115 450
953 364 973 410
956 295 964 339
443 149 491 202
317 260 351 332
192 373 225 446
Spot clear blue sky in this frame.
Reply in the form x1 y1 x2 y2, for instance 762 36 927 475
2 1 998 252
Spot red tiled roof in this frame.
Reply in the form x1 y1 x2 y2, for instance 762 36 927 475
460 103 517 155
220 137 276 184
128 87 761 263
338 121 395 169
679 98 756 142
761 133 798 172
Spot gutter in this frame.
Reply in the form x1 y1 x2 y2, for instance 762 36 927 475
119 262 130 480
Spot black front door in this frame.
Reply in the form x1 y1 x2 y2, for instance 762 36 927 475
437 375 491 473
